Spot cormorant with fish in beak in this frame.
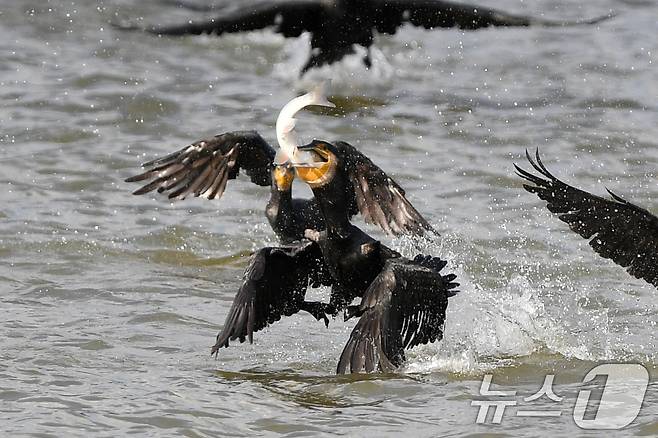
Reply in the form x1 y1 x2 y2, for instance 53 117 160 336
279 137 459 373
117 0 614 76
127 86 457 373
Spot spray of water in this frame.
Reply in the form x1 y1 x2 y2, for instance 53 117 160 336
391 231 617 375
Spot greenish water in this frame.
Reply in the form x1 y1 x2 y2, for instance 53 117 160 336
2 0 658 436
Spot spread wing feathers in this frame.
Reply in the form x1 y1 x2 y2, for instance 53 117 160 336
516 149 658 287
211 241 330 355
337 256 458 374
142 1 324 37
125 131 275 201
373 0 614 33
334 141 436 237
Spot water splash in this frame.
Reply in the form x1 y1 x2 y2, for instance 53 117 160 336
389 232 610 375
272 33 395 92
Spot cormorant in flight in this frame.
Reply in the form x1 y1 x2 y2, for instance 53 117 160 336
208 88 458 373
211 138 458 373
126 86 434 242
291 139 459 373
516 149 658 288
120 0 613 75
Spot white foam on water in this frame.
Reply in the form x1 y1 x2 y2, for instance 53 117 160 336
390 232 605 375
272 33 396 92
189 29 434 92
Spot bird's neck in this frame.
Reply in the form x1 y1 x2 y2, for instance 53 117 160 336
266 185 293 226
311 181 351 239
269 182 293 204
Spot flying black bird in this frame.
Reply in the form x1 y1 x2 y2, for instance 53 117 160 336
210 139 458 373
291 139 459 373
126 87 434 242
120 0 614 75
516 149 658 287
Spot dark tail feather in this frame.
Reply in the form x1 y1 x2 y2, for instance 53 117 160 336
412 254 459 296
413 254 447 272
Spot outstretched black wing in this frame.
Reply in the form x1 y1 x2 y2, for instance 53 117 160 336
136 1 324 38
335 141 436 237
372 0 613 33
126 130 275 200
516 149 658 287
337 256 458 374
212 240 331 355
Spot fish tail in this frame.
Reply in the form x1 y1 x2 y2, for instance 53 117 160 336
308 81 335 108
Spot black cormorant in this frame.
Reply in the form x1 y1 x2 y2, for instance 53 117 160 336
119 0 614 75
516 149 658 287
286 139 459 373
209 138 458 373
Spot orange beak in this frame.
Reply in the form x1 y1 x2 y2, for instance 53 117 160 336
273 164 294 191
293 143 337 188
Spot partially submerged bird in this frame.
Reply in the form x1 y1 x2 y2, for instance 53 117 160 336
126 85 434 242
516 149 658 288
120 0 614 75
209 90 458 374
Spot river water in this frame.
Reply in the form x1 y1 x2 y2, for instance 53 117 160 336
2 0 658 436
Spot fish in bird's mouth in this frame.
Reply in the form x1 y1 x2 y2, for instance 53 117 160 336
275 82 335 168
294 140 339 188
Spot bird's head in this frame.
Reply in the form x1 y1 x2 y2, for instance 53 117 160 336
293 140 339 188
271 149 295 191
272 161 295 191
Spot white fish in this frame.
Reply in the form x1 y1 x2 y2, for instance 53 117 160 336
275 82 335 165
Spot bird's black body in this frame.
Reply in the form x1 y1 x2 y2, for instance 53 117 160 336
308 170 390 307
295 140 458 373
204 138 458 373
265 180 325 243
124 0 613 75
516 150 658 288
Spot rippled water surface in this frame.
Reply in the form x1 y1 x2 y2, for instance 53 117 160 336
2 0 658 436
